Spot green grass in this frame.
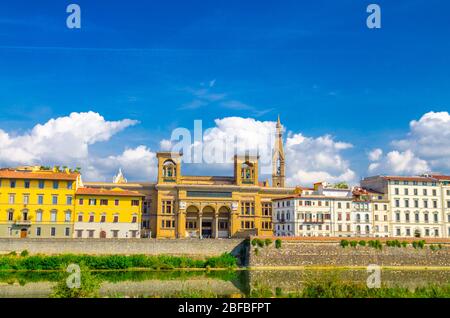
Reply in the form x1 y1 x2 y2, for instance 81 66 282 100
0 253 238 271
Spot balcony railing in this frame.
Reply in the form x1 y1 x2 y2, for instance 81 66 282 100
14 219 32 226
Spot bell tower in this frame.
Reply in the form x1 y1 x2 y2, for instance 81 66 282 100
272 115 285 187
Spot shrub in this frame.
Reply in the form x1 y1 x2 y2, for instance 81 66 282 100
257 239 265 248
254 248 259 256
20 250 29 257
412 241 418 249
401 241 408 248
418 240 425 249
350 241 358 248
8 251 17 256
275 239 282 249
251 239 258 247
358 240 366 247
264 239 273 247
340 240 349 248
50 265 100 298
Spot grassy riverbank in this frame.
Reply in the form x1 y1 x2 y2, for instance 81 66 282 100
0 252 237 271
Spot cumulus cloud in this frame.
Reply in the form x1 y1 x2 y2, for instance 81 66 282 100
368 111 450 175
368 148 383 161
167 117 357 187
0 111 156 181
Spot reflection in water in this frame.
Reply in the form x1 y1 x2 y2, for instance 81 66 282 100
0 269 448 298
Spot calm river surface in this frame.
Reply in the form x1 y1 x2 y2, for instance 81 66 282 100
0 268 449 298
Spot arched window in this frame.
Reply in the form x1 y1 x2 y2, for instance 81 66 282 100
365 225 370 233
241 162 254 183
356 225 361 233
162 160 177 180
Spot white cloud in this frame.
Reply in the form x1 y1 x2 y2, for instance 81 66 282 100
368 111 450 175
0 111 156 182
368 148 383 161
171 117 357 187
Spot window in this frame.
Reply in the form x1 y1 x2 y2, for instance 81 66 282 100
395 212 400 222
131 200 139 206
338 213 342 221
38 195 44 205
404 199 409 208
132 215 137 223
405 213 410 223
414 189 418 195
434 214 438 223
241 202 255 215
38 180 45 189
113 215 119 223
79 198 84 205
50 211 57 222
66 196 73 205
423 189 428 196
52 195 58 205
346 203 350 209
414 200 419 208
162 200 173 214
432 189 437 196
434 229 439 237
23 194 29 205
36 227 41 236
89 199 97 206
262 203 272 216
186 220 197 229
374 204 378 210
65 227 70 237
406 228 411 236
337 202 342 209
404 188 408 195
423 200 428 208
100 199 108 206
262 221 271 230
100 214 106 223
65 211 71 222
403 181 409 185
112 230 119 238
76 230 83 238
77 213 83 222
433 200 438 209
51 227 56 236
10 180 16 188
395 199 400 208
394 188 399 195
447 201 450 209
89 214 94 222
346 213 350 221
8 194 15 204
88 230 94 238
7 211 14 221
115 199 119 206
396 228 401 236
415 213 419 222
131 230 137 238
53 181 59 189
67 181 73 190
424 213 429 223
36 211 43 222
240 221 255 229
24 180 30 188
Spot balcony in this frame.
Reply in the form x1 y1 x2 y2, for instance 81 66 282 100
14 219 32 226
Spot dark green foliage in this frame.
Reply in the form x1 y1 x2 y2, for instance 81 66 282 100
358 240 366 247
50 265 101 298
350 240 358 248
275 239 282 249
264 239 273 247
20 250 29 257
340 240 349 248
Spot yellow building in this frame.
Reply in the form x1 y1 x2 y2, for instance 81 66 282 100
73 187 144 239
0 166 80 238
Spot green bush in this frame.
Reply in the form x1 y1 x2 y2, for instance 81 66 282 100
50 265 100 298
401 241 408 248
340 240 349 248
20 250 29 257
257 239 265 248
350 240 358 248
254 248 259 256
358 240 366 247
275 239 282 249
264 239 273 247
251 239 257 247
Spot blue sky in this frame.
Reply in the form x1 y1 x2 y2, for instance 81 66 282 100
0 0 449 184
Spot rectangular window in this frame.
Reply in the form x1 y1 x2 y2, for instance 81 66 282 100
79 198 84 205
52 195 58 205
10 180 16 188
433 189 437 196
67 181 73 190
88 230 94 238
78 214 83 222
132 215 137 223
404 199 409 208
66 196 73 205
112 230 119 238
76 230 83 238
423 189 428 196
115 199 119 206
53 181 59 189
8 194 15 204
51 227 56 237
414 189 418 195
423 200 428 208
395 199 400 208
113 215 119 223
36 211 42 222
240 202 255 215
404 188 408 195
396 213 400 222
415 213 419 222
414 200 419 208
396 228 401 236
262 203 272 216
433 200 438 208
38 180 45 189
434 214 438 223
24 180 30 188
23 194 29 205
100 199 108 206
162 200 173 214
394 188 399 195
65 211 71 222
36 227 41 236
7 211 14 221
89 199 97 206
89 214 94 222
337 202 342 209
65 227 70 237
101 215 106 223
131 200 139 206
38 195 44 205
50 211 57 222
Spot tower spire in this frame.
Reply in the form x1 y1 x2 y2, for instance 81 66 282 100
272 116 285 187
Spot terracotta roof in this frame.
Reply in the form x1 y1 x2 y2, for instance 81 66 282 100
76 187 145 197
380 176 437 182
431 175 450 181
0 170 79 181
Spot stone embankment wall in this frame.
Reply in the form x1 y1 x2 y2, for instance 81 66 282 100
249 240 450 267
0 238 246 257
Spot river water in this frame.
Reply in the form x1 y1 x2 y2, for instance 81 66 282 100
0 269 449 298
